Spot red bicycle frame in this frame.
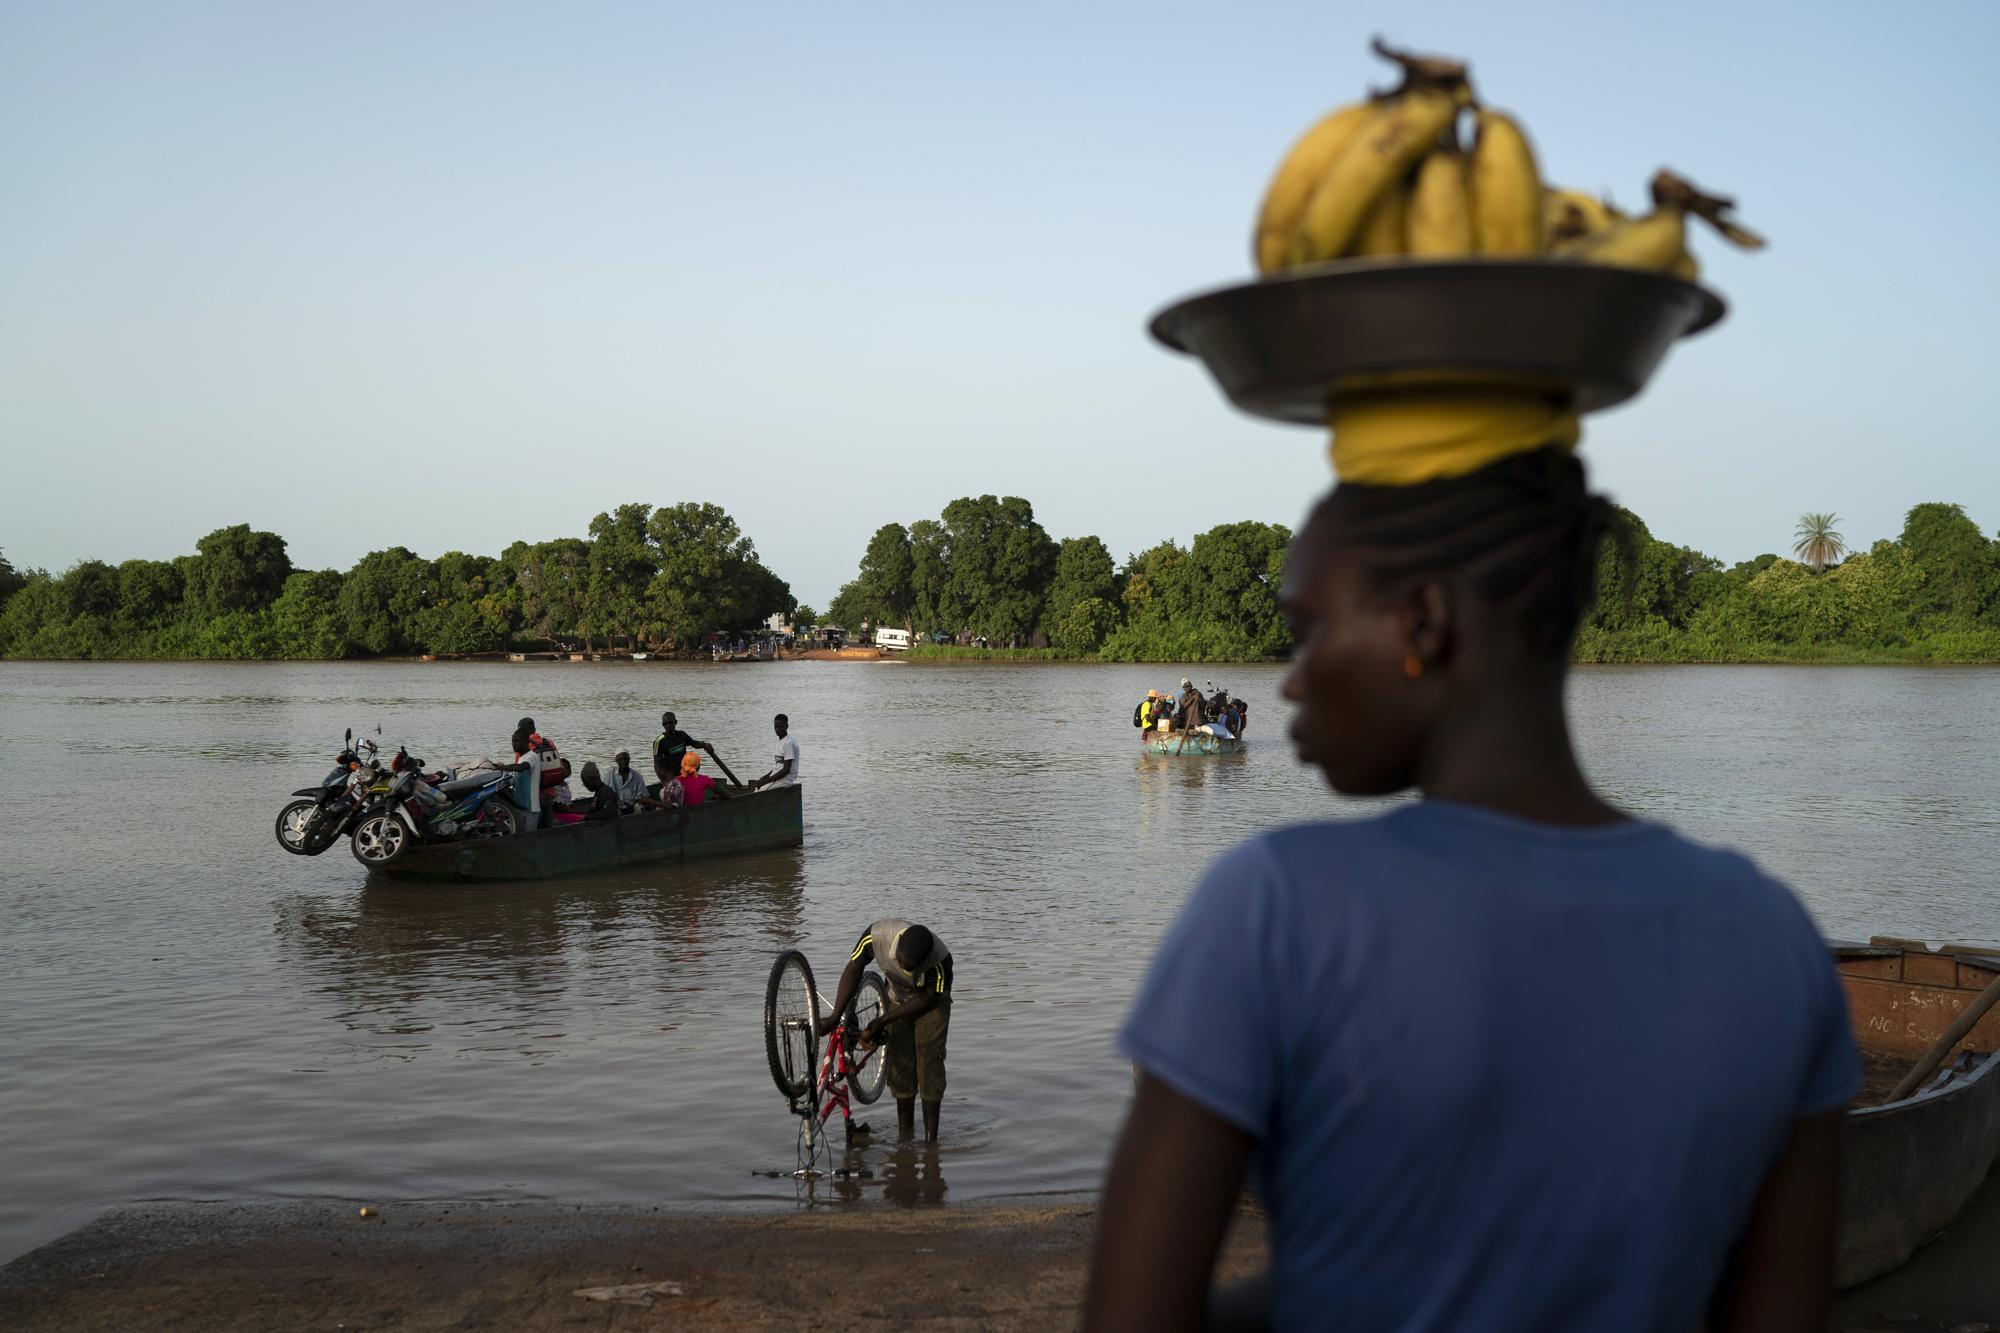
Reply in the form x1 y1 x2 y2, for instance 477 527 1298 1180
807 1025 879 1139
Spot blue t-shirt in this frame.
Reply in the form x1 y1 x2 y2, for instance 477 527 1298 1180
1119 801 1858 1333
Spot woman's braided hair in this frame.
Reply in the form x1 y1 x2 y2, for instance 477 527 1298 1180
1311 446 1631 657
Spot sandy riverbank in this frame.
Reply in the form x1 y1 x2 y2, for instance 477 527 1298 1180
0 1199 1264 1331
4 1191 1996 1330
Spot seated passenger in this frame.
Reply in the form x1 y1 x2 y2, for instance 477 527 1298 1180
675 750 727 806
576 762 621 822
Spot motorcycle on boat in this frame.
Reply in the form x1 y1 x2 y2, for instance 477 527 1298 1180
349 749 520 868
275 731 382 856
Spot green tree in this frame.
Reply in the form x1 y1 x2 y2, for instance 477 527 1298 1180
645 503 791 648
586 503 659 648
1040 535 1118 639
515 538 591 648
0 550 25 610
1051 595 1118 653
855 523 915 632
937 495 1057 645
185 525 292 616
1792 513 1846 573
909 520 950 633
1899 502 1996 626
826 581 866 632
271 570 348 658
115 559 184 632
337 548 436 654
791 603 818 631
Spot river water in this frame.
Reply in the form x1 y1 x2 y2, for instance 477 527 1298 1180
3 660 1999 1262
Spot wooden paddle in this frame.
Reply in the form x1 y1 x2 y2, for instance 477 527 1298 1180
706 747 745 789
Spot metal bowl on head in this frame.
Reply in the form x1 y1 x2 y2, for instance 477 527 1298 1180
1148 259 1726 426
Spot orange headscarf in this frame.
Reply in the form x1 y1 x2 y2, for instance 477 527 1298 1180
680 751 702 777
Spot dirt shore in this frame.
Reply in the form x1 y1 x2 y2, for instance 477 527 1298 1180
0 1199 1265 1331
6 1189 1996 1330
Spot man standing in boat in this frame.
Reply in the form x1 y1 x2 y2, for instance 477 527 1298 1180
747 714 800 792
818 920 952 1142
652 711 714 788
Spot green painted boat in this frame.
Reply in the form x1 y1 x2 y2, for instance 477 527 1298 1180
1143 731 1244 756
371 785 803 884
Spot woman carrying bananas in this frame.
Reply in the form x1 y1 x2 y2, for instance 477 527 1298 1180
1085 421 1855 1329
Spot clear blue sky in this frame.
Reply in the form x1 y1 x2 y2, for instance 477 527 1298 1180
4 1 1996 608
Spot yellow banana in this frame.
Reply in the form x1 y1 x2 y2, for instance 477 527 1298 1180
1562 210 1686 270
1288 87 1461 266
1562 171 1763 274
1406 148 1473 256
1254 102 1373 274
1469 109 1542 255
1542 186 1613 245
1352 179 1409 256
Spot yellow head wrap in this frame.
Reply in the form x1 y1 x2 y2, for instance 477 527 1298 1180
1327 384 1580 486
680 751 702 777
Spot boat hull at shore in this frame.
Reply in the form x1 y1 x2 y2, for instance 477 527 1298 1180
1143 731 1243 756
371 786 802 884
1835 939 2000 1288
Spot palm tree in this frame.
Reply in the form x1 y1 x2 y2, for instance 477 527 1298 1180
1793 512 1847 573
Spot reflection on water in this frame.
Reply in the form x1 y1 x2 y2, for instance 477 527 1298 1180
5 660 2000 1261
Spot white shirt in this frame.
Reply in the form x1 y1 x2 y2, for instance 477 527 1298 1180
514 748 545 813
770 734 800 787
613 766 648 805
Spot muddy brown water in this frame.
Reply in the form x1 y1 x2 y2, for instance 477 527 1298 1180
5 660 2000 1262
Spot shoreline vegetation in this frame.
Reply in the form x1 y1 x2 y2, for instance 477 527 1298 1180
6 498 2000 666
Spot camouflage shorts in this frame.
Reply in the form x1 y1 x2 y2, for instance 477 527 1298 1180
884 998 950 1101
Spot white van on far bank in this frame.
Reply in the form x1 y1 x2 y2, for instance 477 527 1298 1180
873 628 912 652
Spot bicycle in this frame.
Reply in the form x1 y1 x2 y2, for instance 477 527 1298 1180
763 948 888 1178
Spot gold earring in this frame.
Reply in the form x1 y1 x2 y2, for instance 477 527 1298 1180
1403 654 1424 680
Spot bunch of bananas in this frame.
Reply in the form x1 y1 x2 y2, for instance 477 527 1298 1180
1254 38 1764 281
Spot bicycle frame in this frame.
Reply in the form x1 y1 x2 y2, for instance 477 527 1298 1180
810 1025 878 1133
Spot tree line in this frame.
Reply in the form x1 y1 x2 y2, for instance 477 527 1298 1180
8 496 2000 664
0 502 790 660
1579 501 2000 663
823 496 1294 661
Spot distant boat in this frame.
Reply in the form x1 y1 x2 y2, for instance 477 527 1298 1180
632 652 650 661
507 653 527 662
1144 730 1243 756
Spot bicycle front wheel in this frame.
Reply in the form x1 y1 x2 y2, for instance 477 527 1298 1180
849 972 889 1105
763 949 818 1102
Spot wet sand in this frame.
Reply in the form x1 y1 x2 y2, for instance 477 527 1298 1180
0 1198 1267 1331
6 1182 1998 1330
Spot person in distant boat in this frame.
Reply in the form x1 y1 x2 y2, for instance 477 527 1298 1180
576 761 621 821
747 714 800 791
818 919 954 1142
674 750 727 806
1176 679 1206 731
610 749 648 808
653 711 714 786
1085 452 1857 1332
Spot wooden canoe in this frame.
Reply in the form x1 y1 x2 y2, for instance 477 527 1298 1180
1143 730 1243 756
370 785 803 884
1834 938 2000 1287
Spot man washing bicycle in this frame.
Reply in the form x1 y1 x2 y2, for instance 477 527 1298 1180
819 920 953 1142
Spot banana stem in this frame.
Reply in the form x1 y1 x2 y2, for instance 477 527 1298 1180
1370 35 1469 90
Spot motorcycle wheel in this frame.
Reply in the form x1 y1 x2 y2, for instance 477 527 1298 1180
275 799 317 855
470 802 519 839
299 805 347 855
350 814 411 867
